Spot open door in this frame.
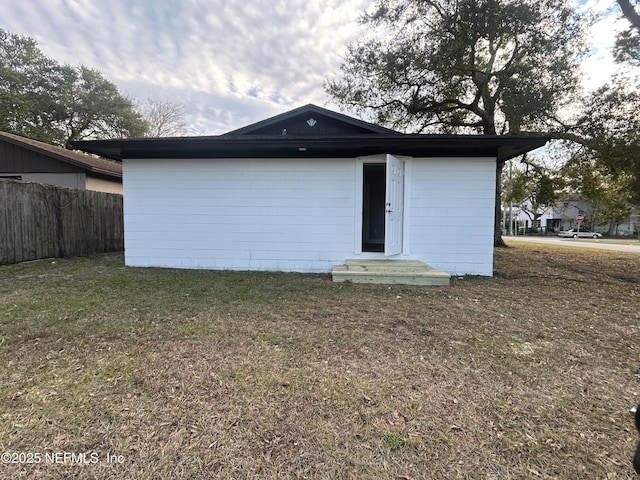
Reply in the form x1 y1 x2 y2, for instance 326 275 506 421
384 154 404 256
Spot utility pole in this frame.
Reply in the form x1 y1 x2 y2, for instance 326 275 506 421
508 161 513 236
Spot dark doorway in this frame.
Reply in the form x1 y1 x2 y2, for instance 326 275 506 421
362 163 385 252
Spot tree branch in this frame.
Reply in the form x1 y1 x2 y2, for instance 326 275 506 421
617 0 640 33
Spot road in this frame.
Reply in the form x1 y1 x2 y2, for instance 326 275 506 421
504 235 640 254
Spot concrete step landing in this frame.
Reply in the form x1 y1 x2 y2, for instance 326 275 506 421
332 259 450 286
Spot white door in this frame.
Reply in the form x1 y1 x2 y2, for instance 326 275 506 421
385 154 404 256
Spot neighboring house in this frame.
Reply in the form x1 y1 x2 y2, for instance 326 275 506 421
509 198 638 235
70 104 548 276
0 131 122 194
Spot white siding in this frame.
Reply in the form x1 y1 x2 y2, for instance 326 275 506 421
407 157 496 276
123 158 356 272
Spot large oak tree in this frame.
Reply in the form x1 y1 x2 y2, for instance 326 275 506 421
326 0 590 246
0 29 146 146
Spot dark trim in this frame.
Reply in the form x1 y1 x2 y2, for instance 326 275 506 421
70 134 549 163
69 106 549 163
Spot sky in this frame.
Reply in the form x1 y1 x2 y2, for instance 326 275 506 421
0 0 632 136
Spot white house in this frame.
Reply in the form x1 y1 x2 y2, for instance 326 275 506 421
508 198 638 235
71 105 548 280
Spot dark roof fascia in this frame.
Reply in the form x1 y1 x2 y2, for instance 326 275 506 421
221 104 399 136
85 170 123 182
70 134 549 163
0 131 122 179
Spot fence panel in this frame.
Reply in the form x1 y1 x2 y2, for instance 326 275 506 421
0 180 124 264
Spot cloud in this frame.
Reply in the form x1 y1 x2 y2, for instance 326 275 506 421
1 0 629 134
578 0 629 90
1 0 372 133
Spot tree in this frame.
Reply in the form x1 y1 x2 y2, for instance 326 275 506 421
55 65 147 143
559 80 640 205
326 0 589 246
548 74 640 237
0 28 147 146
561 146 634 235
0 29 63 143
614 0 640 65
503 157 560 232
618 0 640 30
545 4 640 232
138 98 187 137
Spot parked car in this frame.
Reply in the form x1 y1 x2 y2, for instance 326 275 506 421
557 228 602 239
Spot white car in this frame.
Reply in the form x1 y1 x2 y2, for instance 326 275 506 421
557 228 603 239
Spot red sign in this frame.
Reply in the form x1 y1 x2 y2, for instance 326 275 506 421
576 213 584 222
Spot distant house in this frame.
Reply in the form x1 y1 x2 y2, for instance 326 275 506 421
0 131 122 194
509 198 638 236
71 104 548 278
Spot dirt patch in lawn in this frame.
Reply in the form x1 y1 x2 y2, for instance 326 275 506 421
0 245 639 479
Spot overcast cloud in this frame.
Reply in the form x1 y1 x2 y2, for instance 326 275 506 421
2 0 372 134
0 0 629 135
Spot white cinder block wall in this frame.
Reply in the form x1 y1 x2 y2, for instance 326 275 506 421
123 156 496 275
123 158 357 272
408 157 496 276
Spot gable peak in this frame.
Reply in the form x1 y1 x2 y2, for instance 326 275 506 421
222 104 399 137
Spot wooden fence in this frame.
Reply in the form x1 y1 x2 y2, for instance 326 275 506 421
0 180 124 264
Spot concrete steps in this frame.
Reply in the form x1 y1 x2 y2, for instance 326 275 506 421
332 259 450 286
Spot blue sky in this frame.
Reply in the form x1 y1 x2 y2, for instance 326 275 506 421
0 0 629 135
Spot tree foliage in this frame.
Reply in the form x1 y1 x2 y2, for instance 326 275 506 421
326 0 590 245
56 65 147 143
0 29 61 143
561 146 634 234
326 0 588 135
541 67 640 232
558 79 640 207
576 3 640 216
0 28 147 146
543 4 640 227
503 158 561 229
614 0 640 65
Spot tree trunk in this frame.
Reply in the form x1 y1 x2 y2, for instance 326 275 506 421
494 161 508 247
617 0 640 32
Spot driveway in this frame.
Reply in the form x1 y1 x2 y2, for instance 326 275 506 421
504 235 640 254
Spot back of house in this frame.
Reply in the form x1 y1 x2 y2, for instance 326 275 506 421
71 104 548 277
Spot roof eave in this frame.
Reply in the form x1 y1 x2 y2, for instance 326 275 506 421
0 132 121 179
69 135 549 162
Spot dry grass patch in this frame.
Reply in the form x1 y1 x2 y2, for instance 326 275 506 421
0 246 639 479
